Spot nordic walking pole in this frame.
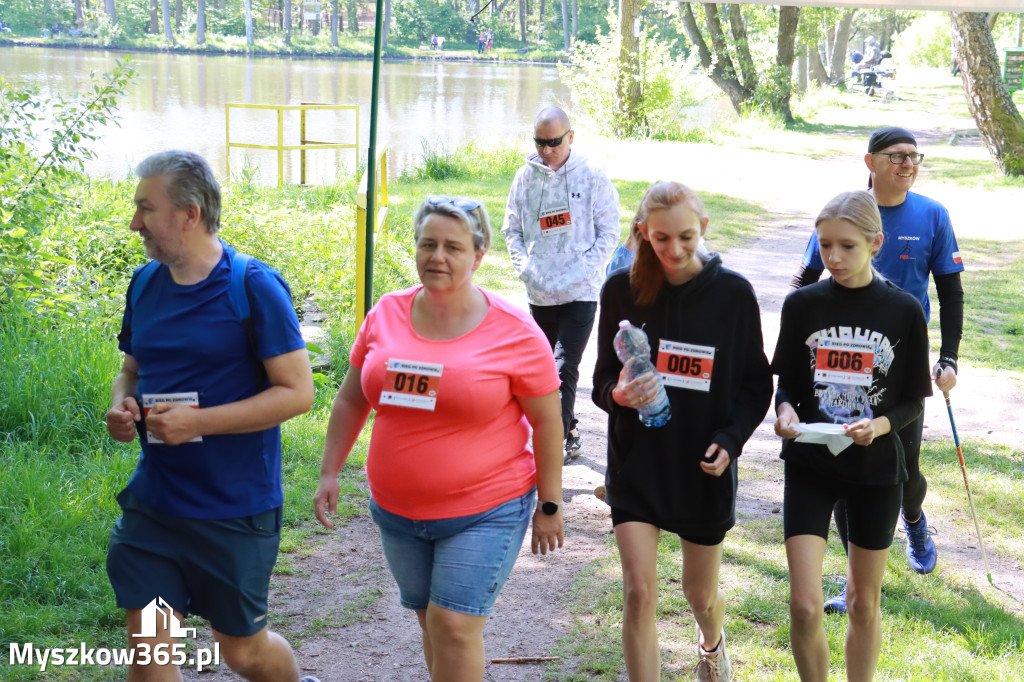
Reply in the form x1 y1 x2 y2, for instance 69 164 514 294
942 388 993 584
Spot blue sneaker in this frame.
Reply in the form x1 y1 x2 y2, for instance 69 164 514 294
824 584 847 615
902 511 938 574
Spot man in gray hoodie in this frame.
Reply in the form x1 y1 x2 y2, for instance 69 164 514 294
502 106 620 465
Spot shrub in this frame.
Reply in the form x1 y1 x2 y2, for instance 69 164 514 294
895 11 952 69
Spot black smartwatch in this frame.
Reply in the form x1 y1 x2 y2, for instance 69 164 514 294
540 500 560 515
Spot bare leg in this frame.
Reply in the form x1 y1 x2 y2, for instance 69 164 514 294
423 603 488 682
786 535 829 682
614 522 662 682
415 609 433 672
844 543 890 682
680 539 725 652
125 608 183 682
213 627 301 682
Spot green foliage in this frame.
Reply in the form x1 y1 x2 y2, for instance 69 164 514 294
400 138 524 182
390 0 469 47
1 0 73 34
896 11 953 69
852 8 924 50
558 16 704 141
0 60 138 316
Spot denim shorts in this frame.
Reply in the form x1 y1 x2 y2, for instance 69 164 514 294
369 488 536 617
107 489 281 637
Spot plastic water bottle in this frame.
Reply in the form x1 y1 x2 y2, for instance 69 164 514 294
613 320 671 427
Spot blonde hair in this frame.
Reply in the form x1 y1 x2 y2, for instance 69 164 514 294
629 182 708 307
815 190 884 277
413 196 491 251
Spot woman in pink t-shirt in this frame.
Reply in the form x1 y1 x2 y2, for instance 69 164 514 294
314 196 564 680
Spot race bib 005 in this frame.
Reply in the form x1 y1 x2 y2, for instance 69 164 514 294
655 340 715 392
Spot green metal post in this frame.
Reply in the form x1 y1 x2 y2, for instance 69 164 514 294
364 0 385 320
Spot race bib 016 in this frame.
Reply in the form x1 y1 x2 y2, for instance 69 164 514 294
381 359 443 411
813 338 875 387
655 340 715 392
142 392 202 444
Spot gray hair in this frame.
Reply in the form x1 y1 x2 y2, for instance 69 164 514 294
413 196 492 252
136 150 221 233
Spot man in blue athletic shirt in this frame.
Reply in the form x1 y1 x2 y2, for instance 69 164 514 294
104 150 319 682
791 127 965 611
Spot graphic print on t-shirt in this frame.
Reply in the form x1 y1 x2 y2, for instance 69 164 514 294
804 326 896 424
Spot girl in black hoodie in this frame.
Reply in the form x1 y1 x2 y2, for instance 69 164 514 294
772 191 932 682
594 182 772 681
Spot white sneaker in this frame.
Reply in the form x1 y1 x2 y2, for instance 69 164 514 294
695 626 733 682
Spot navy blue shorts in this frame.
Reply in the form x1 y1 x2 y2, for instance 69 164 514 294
107 489 281 637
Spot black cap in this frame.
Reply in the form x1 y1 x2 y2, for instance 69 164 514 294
868 126 917 153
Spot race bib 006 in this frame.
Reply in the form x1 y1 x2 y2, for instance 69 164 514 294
814 338 874 387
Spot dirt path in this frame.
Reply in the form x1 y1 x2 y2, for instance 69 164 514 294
185 142 1023 681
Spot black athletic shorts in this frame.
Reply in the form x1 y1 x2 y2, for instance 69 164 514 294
107 489 282 637
783 461 902 551
611 506 726 547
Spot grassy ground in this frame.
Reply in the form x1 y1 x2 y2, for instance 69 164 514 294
3 64 1023 680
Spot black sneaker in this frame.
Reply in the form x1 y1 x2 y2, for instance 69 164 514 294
563 430 583 465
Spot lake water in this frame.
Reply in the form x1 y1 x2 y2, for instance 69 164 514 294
1 46 573 184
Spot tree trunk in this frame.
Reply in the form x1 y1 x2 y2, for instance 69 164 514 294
796 42 806 94
174 0 182 31
348 0 358 33
74 0 84 28
726 4 757 92
828 10 855 83
196 0 206 44
284 0 292 44
560 0 571 51
617 0 644 135
332 0 339 45
774 5 800 124
519 0 526 42
951 11 1024 176
244 0 253 45
538 0 545 40
381 0 391 49
571 0 577 38
809 43 829 85
149 0 158 34
678 2 749 112
161 0 173 39
104 0 117 23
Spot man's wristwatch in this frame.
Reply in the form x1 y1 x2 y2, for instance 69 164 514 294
539 500 561 515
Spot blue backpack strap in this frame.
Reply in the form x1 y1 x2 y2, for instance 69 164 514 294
226 249 267 389
128 260 161 311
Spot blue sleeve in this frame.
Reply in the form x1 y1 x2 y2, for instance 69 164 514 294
928 207 964 277
800 232 824 270
248 262 306 360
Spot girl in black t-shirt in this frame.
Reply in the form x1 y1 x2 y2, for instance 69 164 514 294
773 190 932 681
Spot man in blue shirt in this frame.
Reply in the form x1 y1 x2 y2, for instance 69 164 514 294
105 150 318 681
791 127 965 610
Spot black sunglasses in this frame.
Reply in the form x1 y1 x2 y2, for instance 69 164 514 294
533 130 572 148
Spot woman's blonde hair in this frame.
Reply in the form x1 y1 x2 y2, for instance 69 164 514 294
629 181 708 307
815 190 883 260
413 196 492 251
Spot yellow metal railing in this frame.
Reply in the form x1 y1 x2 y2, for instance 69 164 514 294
225 103 358 186
355 143 389 329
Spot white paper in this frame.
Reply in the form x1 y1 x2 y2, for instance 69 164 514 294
794 422 854 456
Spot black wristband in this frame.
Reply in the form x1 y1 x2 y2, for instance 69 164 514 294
938 356 958 374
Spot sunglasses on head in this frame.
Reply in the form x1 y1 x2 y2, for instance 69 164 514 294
425 196 482 212
533 130 572 148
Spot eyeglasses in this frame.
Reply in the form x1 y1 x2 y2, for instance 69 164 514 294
425 196 481 212
533 130 572 148
872 151 924 165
